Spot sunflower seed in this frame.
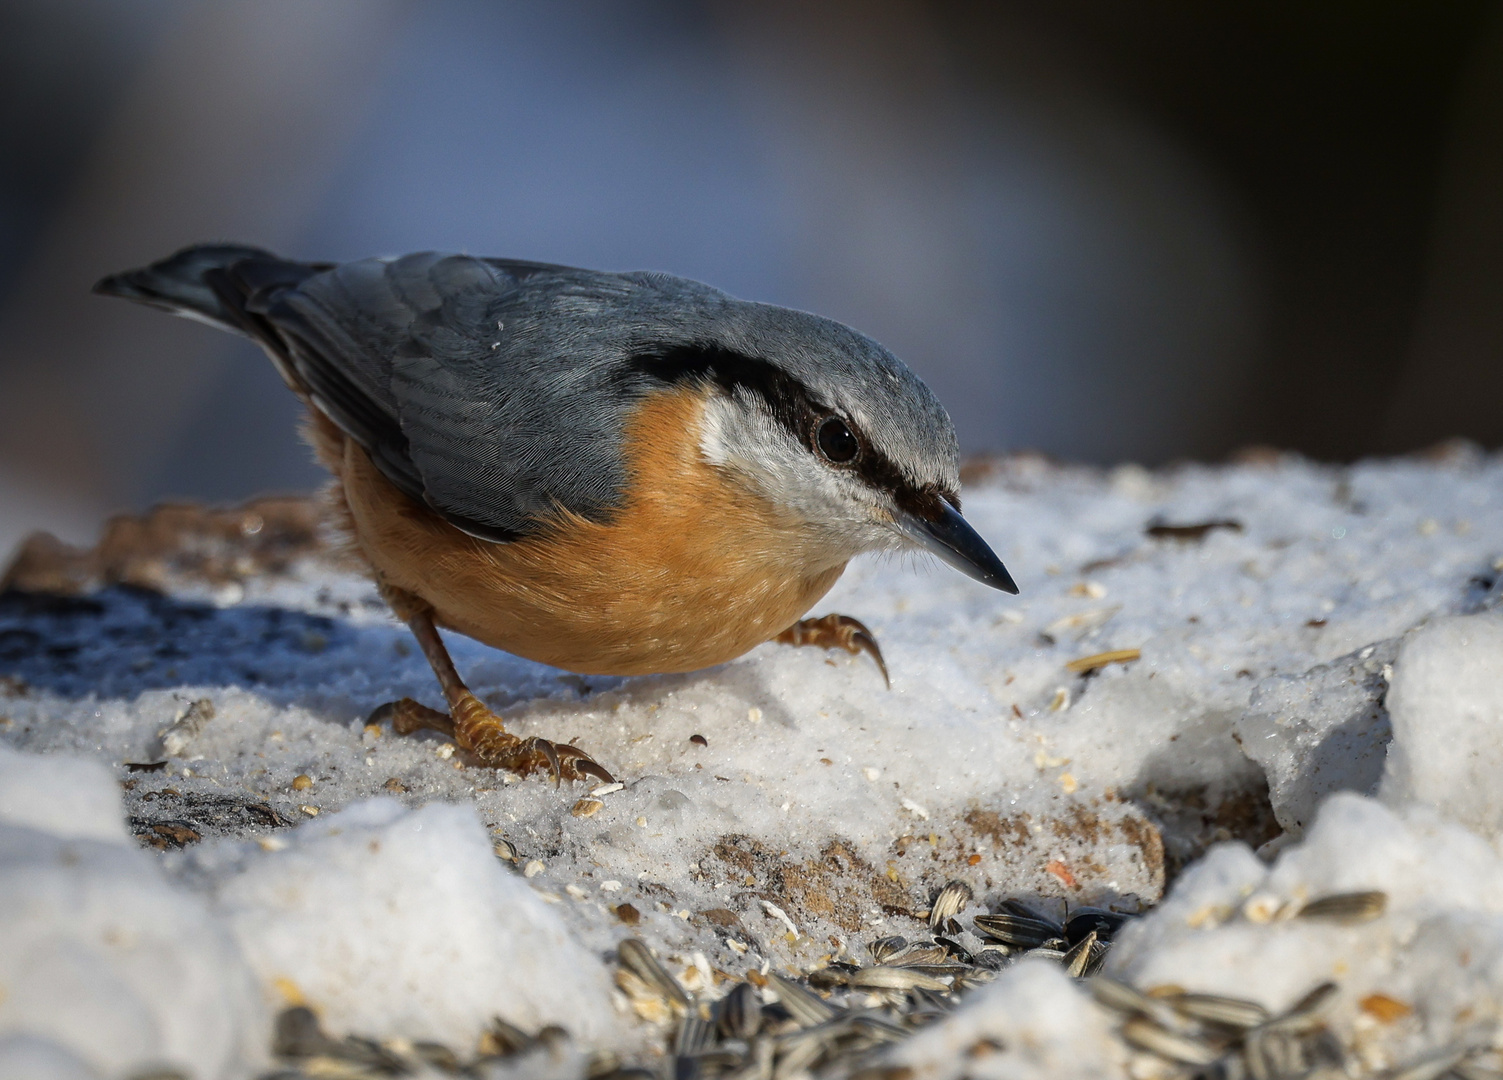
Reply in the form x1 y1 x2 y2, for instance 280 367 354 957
849 966 951 992
868 935 908 964
1064 907 1130 945
485 1016 535 1056
768 973 836 1028
972 913 1061 948
1169 992 1270 1029
928 881 972 930
1062 929 1098 978
717 982 763 1041
772 1029 829 1079
1263 981 1338 1033
1295 890 1387 923
1120 1017 1224 1065
891 945 950 966
932 935 974 964
1089 977 1197 1034
617 938 690 1007
676 1015 717 1056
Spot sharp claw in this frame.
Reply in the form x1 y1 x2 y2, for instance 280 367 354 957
575 758 615 784
852 630 891 689
554 743 615 785
532 738 562 786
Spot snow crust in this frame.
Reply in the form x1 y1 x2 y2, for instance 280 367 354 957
888 960 1128 1080
207 798 623 1049
0 758 264 1078
1381 614 1503 832
1 450 1500 1072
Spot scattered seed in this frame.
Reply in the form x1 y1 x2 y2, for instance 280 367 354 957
928 882 972 930
1066 648 1141 674
291 774 313 791
523 860 545 878
974 910 1061 949
613 903 641 926
689 734 708 747
1120 1017 1223 1065
492 838 518 861
571 798 604 818
299 805 319 817
1170 992 1269 1029
1145 518 1243 541
382 777 407 793
1358 992 1412 1024
617 938 690 1008
1296 890 1386 923
1062 930 1098 978
849 966 950 992
592 781 626 796
761 899 800 938
716 981 762 1040
767 973 835 1027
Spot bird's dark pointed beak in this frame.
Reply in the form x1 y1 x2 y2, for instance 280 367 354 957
894 502 1019 593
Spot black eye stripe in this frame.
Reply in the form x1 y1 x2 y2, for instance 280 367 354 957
630 342 954 510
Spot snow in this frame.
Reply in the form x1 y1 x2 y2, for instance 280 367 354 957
0 763 265 1077
0 449 1500 1074
0 744 129 843
206 798 623 1049
887 961 1128 1080
1380 614 1503 833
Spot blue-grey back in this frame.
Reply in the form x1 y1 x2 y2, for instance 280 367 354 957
101 247 958 542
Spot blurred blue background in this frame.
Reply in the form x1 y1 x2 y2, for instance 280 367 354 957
1 0 1500 557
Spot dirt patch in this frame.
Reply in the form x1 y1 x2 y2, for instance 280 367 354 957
2 495 338 595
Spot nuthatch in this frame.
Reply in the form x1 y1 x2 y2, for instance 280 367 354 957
97 246 1017 783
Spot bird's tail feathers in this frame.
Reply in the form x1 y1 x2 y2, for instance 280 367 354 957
93 243 284 335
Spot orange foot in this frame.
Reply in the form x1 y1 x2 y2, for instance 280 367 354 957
369 694 614 784
775 613 889 688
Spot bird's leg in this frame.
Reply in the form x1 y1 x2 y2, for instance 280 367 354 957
370 598 613 784
775 613 889 688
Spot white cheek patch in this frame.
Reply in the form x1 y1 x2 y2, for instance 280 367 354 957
697 393 902 558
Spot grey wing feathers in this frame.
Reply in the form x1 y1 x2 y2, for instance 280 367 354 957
96 246 651 541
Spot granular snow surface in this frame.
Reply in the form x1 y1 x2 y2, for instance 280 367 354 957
0 449 1500 1077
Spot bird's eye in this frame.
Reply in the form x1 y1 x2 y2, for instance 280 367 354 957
816 416 859 463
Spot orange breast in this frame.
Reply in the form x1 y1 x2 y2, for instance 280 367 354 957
336 386 846 675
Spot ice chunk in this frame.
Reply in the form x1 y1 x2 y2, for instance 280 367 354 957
885 960 1126 1080
0 744 128 843
1234 639 1398 836
212 798 624 1050
1381 614 1503 834
0 754 264 1079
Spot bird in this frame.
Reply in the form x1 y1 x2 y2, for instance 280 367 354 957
96 245 1018 784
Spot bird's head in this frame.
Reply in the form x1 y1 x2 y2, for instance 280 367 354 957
628 297 1018 594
